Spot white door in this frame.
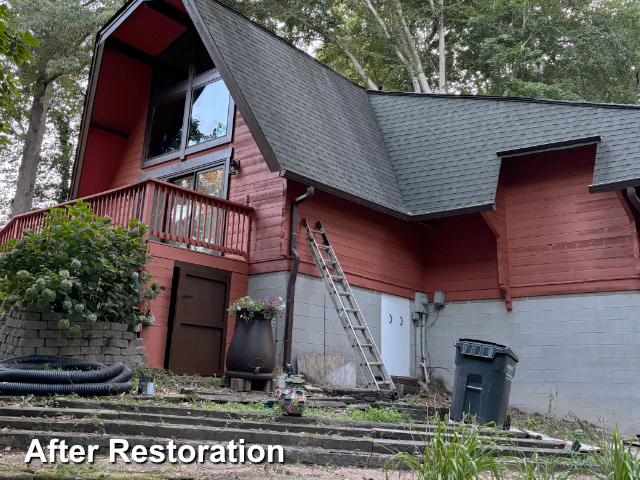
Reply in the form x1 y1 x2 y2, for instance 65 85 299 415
380 293 411 377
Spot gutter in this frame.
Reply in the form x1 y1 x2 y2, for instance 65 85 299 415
283 186 314 368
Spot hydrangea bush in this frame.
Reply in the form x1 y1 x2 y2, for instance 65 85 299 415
228 296 285 325
0 201 164 329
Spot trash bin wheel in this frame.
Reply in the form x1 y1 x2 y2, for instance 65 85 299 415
503 414 511 431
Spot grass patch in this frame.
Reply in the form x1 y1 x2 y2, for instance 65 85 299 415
510 409 599 446
131 365 225 394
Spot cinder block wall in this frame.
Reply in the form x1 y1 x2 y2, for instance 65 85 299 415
248 272 382 385
0 308 148 369
420 292 640 435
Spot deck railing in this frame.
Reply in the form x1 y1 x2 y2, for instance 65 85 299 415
0 179 253 260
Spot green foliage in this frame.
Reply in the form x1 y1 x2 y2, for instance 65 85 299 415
586 425 640 480
228 295 285 324
513 453 577 480
0 201 164 325
345 405 410 424
0 3 38 144
384 415 506 479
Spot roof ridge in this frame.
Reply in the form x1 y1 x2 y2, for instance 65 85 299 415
367 90 640 110
207 0 366 91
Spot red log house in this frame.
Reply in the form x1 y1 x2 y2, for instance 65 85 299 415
2 0 640 433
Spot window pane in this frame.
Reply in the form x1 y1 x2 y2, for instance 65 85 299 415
188 80 230 147
152 38 191 93
196 168 223 197
194 37 215 76
148 96 186 158
170 175 194 190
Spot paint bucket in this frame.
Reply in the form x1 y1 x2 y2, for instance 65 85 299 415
138 376 155 395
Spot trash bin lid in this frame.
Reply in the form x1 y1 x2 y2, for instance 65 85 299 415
454 338 519 362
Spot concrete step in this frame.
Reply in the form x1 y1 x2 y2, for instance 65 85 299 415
0 406 561 450
0 428 394 469
47 398 521 437
0 410 571 458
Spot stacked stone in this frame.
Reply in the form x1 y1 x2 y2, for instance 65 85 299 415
0 308 147 369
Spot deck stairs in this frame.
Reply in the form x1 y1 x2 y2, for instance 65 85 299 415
303 219 394 392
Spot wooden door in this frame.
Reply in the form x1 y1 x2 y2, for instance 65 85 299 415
167 262 231 375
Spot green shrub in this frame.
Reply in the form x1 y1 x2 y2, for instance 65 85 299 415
384 415 506 479
0 201 164 326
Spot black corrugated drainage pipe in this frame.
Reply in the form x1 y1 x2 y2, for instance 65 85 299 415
0 355 133 396
283 186 314 367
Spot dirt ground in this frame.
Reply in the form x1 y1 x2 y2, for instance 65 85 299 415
0 448 405 479
0 448 599 480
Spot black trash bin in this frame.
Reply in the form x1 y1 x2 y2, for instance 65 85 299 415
450 339 519 429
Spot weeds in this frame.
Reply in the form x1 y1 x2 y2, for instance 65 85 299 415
383 415 506 479
583 424 640 480
513 453 578 480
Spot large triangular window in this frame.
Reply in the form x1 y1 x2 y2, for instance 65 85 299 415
142 33 234 167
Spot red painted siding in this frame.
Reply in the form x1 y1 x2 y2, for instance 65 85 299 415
502 145 640 297
422 213 503 302
289 184 429 298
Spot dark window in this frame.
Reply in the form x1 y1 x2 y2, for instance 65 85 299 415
143 34 234 167
148 95 185 158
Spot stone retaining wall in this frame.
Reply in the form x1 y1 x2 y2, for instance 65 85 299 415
0 308 147 369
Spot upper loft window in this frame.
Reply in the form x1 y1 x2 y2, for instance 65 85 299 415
142 34 234 167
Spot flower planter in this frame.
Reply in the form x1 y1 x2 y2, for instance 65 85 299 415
225 309 276 380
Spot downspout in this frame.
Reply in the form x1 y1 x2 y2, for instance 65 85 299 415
627 186 640 213
283 186 314 368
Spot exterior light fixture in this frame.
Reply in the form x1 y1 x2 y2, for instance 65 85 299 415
229 160 240 175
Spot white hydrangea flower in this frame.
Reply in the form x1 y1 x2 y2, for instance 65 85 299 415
70 259 81 269
16 270 30 281
58 270 70 279
86 313 97 324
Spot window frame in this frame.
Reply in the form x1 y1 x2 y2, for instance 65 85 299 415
137 147 233 201
141 33 235 169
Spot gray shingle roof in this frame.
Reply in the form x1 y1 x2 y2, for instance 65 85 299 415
189 0 404 213
370 93 640 218
187 0 640 220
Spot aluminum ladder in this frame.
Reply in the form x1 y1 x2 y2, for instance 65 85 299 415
302 219 395 391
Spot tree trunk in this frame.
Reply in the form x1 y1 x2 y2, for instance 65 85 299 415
330 36 379 90
10 78 50 218
438 5 445 93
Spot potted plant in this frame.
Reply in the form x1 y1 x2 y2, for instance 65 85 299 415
0 201 164 334
225 296 284 379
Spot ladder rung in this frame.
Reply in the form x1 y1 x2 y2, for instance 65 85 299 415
377 381 392 385
325 260 337 265
369 362 383 367
309 229 323 234
360 344 373 349
318 245 330 250
337 292 350 296
351 326 366 330
344 308 358 313
331 276 345 281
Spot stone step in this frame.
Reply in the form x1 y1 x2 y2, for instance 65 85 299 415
47 398 507 436
0 406 560 450
0 413 571 458
47 398 534 440
0 428 394 469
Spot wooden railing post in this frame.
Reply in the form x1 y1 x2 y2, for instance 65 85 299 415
140 181 156 240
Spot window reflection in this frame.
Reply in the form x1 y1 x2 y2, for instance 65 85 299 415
188 80 230 147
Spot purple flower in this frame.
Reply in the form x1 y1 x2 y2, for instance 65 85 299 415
237 306 241 311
